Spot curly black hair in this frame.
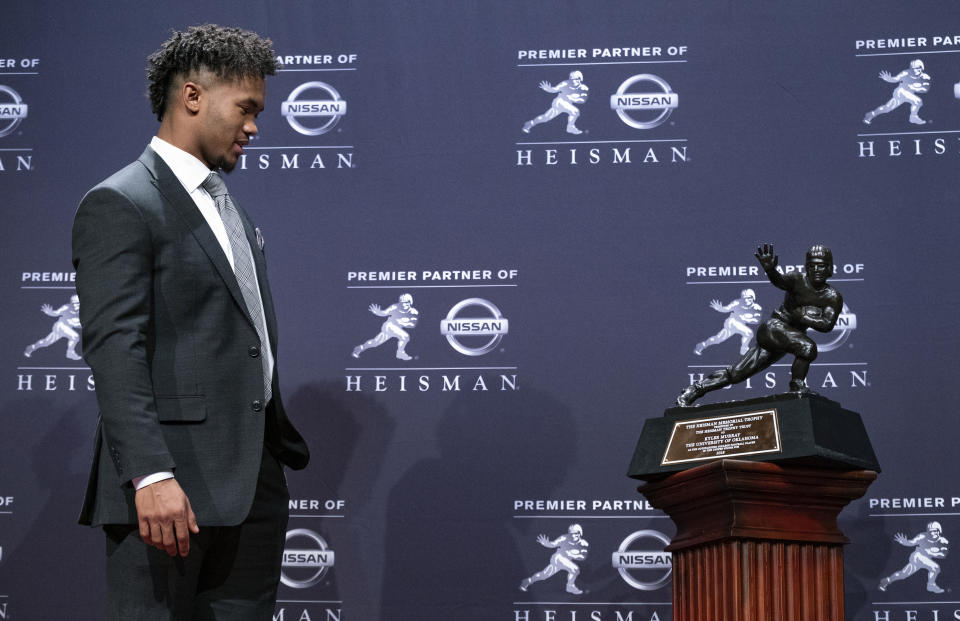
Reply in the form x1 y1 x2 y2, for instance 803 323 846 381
146 24 281 121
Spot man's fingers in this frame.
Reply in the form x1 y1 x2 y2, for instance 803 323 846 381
146 520 169 553
140 519 166 553
162 522 177 556
149 520 164 545
134 478 198 555
187 504 200 534
138 517 151 542
174 517 191 557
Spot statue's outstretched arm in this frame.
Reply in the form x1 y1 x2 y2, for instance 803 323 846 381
755 243 788 290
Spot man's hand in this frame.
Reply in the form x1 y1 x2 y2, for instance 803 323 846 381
134 478 199 557
755 243 778 273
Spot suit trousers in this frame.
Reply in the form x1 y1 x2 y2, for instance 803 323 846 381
103 448 289 621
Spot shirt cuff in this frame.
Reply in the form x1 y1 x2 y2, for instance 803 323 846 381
132 471 175 490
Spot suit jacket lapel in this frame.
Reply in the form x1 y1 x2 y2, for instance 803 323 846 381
136 148 257 332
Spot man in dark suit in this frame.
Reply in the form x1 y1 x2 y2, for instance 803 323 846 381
72 24 309 620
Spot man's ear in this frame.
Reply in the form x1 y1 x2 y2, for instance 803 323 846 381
181 81 202 115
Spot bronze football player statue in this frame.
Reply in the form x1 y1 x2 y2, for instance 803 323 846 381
676 244 843 406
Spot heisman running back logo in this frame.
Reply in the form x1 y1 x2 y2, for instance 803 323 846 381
863 59 931 126
693 289 762 356
519 524 589 595
879 521 950 594
351 293 419 361
522 71 590 135
23 295 82 360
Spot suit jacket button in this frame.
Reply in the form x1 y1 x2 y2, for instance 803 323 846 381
248 345 260 358
251 400 263 412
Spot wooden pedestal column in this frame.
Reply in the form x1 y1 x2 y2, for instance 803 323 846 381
638 459 876 621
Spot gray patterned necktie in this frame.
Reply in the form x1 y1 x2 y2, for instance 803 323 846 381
202 171 272 404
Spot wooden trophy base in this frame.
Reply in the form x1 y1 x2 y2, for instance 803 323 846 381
638 459 876 621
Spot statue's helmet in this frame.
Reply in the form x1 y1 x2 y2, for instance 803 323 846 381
806 244 834 275
568 523 583 535
741 288 756 301
398 293 413 304
928 521 943 533
806 244 832 263
910 59 925 71
70 294 80 305
569 70 584 81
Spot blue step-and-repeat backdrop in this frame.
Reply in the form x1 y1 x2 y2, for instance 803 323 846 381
3 1 960 619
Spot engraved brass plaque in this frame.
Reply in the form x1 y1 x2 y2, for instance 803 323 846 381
661 409 781 466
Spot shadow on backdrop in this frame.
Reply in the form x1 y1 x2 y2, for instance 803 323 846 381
281 380 395 614
381 384 575 620
1 397 104 617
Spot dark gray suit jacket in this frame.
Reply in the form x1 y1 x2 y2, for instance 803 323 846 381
73 147 309 527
